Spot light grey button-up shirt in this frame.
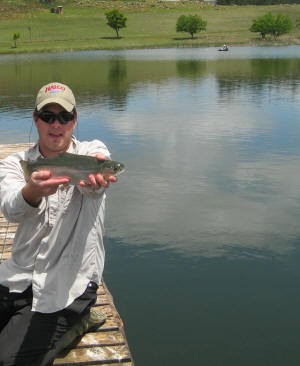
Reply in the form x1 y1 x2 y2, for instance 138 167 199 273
0 137 110 313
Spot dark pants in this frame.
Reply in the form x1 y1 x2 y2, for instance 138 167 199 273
0 282 98 366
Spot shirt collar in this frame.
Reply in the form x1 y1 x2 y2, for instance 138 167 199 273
27 136 79 160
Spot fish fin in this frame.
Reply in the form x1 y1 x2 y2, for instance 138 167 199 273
58 152 78 160
76 184 104 199
20 160 30 181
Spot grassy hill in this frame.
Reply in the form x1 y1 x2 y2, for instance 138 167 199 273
0 0 300 53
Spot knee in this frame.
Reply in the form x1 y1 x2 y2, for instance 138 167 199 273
0 354 51 366
0 339 16 366
0 352 15 366
0 347 51 366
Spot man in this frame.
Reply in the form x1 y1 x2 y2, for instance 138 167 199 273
0 82 117 366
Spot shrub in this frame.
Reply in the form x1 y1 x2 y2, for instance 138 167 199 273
12 32 20 48
270 13 293 39
105 9 127 38
176 15 207 39
250 14 271 38
250 12 292 39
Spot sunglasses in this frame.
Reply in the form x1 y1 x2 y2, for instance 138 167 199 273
36 111 75 125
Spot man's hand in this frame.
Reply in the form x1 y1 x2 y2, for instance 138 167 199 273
22 171 70 207
79 153 117 190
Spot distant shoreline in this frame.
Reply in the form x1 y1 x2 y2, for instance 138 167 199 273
1 42 300 57
0 1 299 55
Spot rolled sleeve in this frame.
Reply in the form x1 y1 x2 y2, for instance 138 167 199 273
1 189 45 223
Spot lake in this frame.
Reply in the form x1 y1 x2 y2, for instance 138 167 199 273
1 46 300 365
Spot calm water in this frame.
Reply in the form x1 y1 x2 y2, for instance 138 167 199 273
1 46 300 365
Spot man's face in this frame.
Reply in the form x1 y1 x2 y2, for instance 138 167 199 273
33 103 77 158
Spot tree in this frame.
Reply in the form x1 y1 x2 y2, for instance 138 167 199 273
250 12 292 40
270 13 292 39
28 26 32 42
105 9 127 38
249 14 270 39
12 32 20 48
176 14 207 39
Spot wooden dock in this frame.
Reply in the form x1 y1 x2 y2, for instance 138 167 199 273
0 143 134 366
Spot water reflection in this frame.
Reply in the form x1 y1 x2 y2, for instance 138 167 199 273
1 47 300 260
176 59 207 78
107 59 128 111
216 58 300 104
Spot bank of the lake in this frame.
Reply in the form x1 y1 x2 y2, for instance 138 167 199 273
0 0 300 54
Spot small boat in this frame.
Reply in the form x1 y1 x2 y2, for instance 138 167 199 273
218 45 229 52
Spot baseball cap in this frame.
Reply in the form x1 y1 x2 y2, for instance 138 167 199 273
35 82 76 112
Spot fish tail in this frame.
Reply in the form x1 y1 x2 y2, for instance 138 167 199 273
20 160 30 181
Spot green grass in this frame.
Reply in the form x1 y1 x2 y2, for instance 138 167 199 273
0 0 300 54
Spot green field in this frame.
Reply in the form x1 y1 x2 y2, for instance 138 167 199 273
0 0 300 53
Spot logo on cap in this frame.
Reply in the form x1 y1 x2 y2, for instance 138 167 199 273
45 84 66 94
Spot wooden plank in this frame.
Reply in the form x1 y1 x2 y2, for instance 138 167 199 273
94 317 121 332
0 232 16 238
0 252 11 262
0 244 13 252
57 364 132 366
0 143 34 159
68 331 125 348
0 232 16 236
53 345 131 365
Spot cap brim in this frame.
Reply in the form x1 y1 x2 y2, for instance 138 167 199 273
36 98 74 112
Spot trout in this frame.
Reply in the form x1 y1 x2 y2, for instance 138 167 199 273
20 152 125 184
